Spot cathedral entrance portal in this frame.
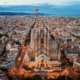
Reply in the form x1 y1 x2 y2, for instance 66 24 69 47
40 59 45 71
41 59 44 67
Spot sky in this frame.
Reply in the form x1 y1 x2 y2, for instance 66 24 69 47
0 0 80 5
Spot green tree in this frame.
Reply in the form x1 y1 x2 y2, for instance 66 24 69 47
77 76 80 80
57 75 65 80
32 75 42 80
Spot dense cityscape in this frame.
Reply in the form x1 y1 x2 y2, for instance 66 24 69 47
0 8 80 80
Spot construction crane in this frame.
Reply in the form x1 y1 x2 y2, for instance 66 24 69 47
58 16 61 28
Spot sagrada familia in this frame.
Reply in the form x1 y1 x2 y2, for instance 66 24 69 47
23 9 61 71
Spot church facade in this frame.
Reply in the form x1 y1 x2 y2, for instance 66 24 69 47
23 22 61 70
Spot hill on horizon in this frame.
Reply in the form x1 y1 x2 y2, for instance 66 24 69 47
0 3 80 16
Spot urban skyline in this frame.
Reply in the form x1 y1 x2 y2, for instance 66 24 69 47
0 1 80 80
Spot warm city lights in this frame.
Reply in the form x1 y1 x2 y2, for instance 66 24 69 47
0 1 80 80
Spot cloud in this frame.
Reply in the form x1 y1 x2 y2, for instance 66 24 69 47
0 0 80 5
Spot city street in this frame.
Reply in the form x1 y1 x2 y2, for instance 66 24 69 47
16 45 27 68
67 67 80 80
8 45 28 78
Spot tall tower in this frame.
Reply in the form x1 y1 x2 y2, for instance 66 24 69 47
58 17 61 61
35 8 39 28
56 17 61 40
58 16 61 28
56 17 61 38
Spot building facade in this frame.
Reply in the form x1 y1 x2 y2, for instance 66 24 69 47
23 21 61 70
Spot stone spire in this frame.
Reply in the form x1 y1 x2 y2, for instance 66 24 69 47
35 8 39 28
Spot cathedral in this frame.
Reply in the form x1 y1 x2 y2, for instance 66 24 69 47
23 9 61 71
